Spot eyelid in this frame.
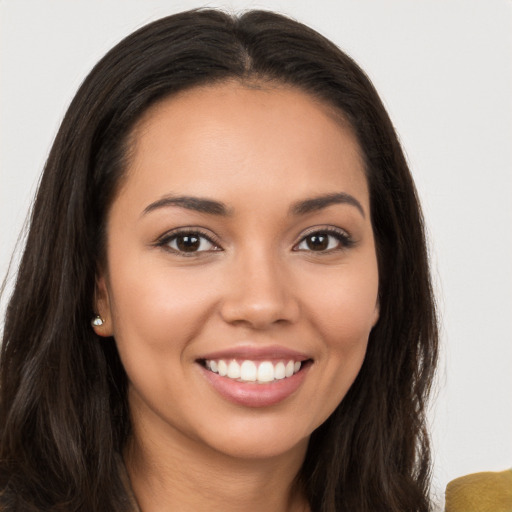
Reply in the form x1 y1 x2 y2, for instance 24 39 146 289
293 225 355 252
155 227 223 255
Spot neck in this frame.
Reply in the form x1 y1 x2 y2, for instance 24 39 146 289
124 418 309 512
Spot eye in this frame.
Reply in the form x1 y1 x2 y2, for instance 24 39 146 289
157 229 221 255
294 228 353 253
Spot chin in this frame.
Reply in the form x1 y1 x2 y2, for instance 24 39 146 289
190 411 316 462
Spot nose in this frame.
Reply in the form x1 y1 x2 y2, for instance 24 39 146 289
219 250 300 330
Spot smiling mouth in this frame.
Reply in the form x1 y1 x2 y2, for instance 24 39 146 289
200 358 309 384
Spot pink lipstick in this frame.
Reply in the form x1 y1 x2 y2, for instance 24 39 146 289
197 346 311 408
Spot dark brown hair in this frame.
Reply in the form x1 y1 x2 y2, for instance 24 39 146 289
0 9 438 511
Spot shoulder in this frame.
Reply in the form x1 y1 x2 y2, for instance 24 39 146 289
445 469 512 512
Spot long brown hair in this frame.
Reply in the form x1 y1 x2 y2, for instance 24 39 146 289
0 9 438 511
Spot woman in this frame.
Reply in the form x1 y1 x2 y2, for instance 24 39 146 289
0 9 438 512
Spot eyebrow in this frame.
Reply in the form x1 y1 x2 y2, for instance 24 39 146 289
290 192 366 218
142 192 365 218
142 195 230 217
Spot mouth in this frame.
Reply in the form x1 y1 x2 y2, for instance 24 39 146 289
196 349 313 408
199 358 307 384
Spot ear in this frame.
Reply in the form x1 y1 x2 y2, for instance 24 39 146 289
92 273 114 337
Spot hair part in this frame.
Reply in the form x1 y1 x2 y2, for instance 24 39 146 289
0 8 438 511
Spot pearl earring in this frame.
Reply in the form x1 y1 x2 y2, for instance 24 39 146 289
91 315 104 327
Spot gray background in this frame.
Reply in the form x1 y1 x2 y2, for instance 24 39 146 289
1 1 511 508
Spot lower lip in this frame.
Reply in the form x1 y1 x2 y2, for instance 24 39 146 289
199 363 310 408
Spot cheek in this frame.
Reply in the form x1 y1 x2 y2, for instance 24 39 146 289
288 264 378 433
301 257 378 394
107 255 216 354
316 290 374 375
303 261 379 344
105 261 217 413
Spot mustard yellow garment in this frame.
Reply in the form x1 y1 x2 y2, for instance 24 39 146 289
445 469 512 512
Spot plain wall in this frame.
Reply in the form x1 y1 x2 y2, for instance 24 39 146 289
1 1 511 509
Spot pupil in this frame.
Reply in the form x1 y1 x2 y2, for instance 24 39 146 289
307 234 328 251
177 235 200 252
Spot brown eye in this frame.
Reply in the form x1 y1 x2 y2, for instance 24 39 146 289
162 231 219 254
305 234 329 251
295 229 353 253
176 234 201 252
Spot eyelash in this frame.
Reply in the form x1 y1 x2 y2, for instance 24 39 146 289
293 227 355 254
155 226 354 256
155 228 221 257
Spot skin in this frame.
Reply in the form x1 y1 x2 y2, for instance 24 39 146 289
94 82 379 512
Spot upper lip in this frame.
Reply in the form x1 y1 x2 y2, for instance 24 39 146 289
198 345 311 362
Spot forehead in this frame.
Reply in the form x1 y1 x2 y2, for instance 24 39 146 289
119 81 369 212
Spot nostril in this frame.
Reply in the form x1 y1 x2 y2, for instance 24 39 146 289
219 293 300 329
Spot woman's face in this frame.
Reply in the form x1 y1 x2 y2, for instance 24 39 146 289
95 82 379 460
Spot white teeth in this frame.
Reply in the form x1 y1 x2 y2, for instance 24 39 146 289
274 361 286 380
205 358 304 383
257 361 275 382
240 360 257 381
217 360 228 377
227 360 241 379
